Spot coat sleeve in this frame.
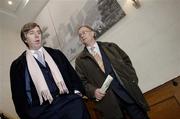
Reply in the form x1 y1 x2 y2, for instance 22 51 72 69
111 43 139 83
56 50 86 95
75 59 97 99
10 61 30 119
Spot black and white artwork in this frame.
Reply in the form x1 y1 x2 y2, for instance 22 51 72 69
36 0 125 61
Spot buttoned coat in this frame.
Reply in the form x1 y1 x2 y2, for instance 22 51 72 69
75 42 149 119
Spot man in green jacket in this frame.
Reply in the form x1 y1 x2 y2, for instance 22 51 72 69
75 25 150 119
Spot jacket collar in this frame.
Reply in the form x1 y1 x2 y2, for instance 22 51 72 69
80 47 93 58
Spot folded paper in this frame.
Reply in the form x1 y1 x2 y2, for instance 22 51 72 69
100 75 113 93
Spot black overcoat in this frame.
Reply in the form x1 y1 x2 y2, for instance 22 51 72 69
10 47 85 119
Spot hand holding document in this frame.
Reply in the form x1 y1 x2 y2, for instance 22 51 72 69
100 75 113 93
96 75 113 101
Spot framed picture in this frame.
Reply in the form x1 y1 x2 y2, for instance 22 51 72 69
36 0 125 61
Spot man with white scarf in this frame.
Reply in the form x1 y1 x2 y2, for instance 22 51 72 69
10 22 90 119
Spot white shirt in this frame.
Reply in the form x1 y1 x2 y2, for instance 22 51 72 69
87 42 102 58
30 47 44 60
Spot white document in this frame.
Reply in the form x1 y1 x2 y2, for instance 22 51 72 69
100 75 113 93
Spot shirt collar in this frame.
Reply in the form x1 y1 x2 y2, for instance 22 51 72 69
30 47 43 54
87 42 98 53
86 42 102 56
30 47 43 58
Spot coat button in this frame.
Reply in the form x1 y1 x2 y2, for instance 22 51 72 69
132 80 136 83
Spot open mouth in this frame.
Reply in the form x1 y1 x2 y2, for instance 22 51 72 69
82 38 87 41
35 40 41 43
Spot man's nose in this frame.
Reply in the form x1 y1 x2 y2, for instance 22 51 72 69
79 34 83 38
35 34 38 37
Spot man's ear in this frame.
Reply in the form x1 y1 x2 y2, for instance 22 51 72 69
92 31 96 39
92 31 95 37
24 39 28 43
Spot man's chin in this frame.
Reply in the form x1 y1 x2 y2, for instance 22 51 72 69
33 45 42 50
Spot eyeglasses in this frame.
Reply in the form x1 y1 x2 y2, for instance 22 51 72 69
79 30 91 37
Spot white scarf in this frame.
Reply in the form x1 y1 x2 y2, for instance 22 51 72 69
26 47 69 104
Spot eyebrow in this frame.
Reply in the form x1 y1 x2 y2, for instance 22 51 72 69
28 29 41 32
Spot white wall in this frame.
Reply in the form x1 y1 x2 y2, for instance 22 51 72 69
1 0 180 118
36 0 180 92
106 0 180 92
0 20 3 110
0 22 26 118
